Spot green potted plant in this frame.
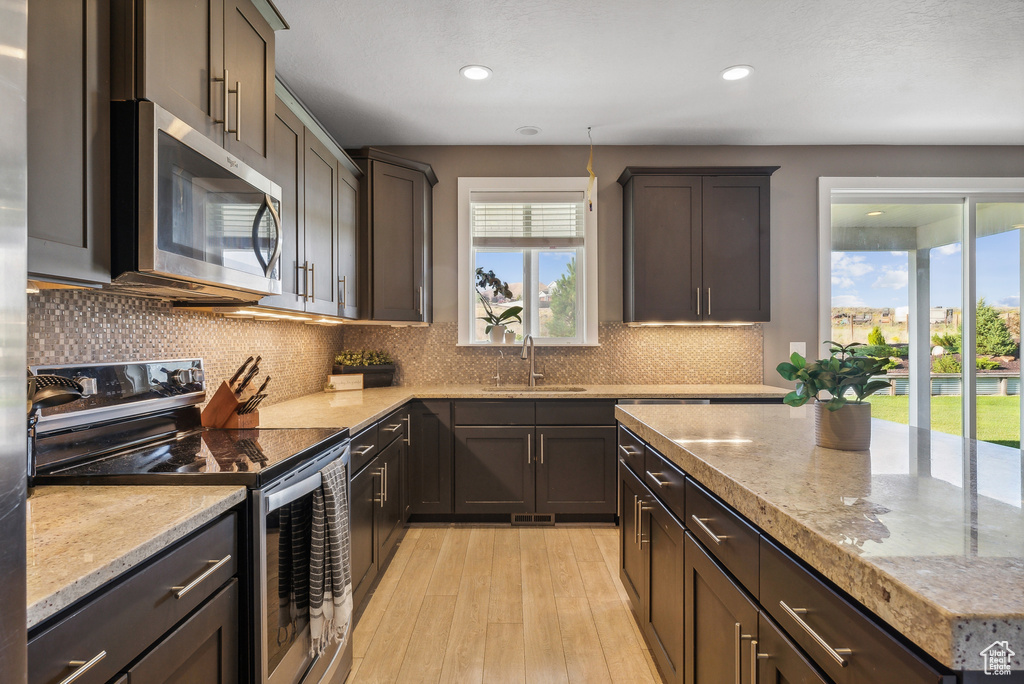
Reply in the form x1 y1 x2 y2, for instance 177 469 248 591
776 341 891 450
476 267 523 344
333 350 396 388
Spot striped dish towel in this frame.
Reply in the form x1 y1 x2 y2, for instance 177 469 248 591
309 457 352 657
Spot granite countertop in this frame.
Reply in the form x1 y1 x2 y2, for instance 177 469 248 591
27 485 246 629
259 383 786 432
615 403 1024 672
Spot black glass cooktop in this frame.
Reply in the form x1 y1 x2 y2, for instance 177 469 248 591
35 427 347 487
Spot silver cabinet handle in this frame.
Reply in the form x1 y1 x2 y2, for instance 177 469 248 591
708 287 712 317
539 434 544 464
172 555 231 599
779 601 852 667
646 471 669 487
734 623 754 684
638 502 652 548
403 415 411 445
60 650 107 684
353 445 375 456
697 287 701 316
633 495 639 545
212 69 229 125
338 275 347 309
752 639 769 684
690 515 728 545
417 286 424 315
527 433 532 464
309 261 316 300
377 467 385 507
233 79 241 141
297 262 308 299
618 444 639 458
384 462 388 503
383 423 401 433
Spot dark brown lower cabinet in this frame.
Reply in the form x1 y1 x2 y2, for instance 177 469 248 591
755 613 829 684
127 580 239 683
378 437 404 563
684 532 758 684
643 490 685 684
350 457 380 609
407 400 453 516
536 426 616 515
619 461 646 616
454 427 534 514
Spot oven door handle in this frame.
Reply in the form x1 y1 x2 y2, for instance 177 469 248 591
266 470 322 512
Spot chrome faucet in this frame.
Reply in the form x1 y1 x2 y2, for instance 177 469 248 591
521 335 543 387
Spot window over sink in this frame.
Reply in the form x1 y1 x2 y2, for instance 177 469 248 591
457 177 599 345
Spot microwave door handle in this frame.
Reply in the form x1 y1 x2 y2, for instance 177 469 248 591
252 194 283 278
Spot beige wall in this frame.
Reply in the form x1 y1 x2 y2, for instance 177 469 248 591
376 145 1024 386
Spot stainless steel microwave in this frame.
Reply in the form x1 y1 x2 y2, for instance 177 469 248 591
110 100 283 302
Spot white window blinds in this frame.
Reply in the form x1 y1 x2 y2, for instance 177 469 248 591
470 190 585 247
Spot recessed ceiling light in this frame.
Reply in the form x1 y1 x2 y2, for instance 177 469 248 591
866 210 884 216
516 126 542 136
460 65 492 80
721 65 753 81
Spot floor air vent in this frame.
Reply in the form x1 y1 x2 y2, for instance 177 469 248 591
511 513 555 526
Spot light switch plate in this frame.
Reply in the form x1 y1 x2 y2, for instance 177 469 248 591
789 342 806 358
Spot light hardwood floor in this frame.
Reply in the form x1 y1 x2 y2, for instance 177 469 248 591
348 525 662 684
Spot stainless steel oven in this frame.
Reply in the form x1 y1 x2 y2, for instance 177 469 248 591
111 100 283 301
254 440 352 684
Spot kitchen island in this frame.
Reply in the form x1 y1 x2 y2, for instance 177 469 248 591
615 402 1023 676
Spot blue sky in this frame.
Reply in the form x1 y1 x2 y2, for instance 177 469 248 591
476 251 574 292
831 231 1020 310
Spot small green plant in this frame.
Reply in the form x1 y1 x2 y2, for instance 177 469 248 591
776 341 891 411
882 357 901 371
867 326 886 347
854 344 899 359
932 355 961 373
334 350 394 367
931 332 961 354
976 357 1002 370
976 298 1017 356
475 267 523 334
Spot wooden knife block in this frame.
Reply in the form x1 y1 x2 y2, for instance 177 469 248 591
201 381 260 429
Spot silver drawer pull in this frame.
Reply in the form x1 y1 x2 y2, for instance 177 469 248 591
779 600 852 667
172 555 231 599
383 423 401 433
618 444 639 457
645 471 669 487
353 445 375 456
60 651 106 684
690 515 728 545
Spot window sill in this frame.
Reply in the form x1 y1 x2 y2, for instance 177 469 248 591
457 341 601 348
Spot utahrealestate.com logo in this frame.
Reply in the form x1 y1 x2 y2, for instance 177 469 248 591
981 640 1016 676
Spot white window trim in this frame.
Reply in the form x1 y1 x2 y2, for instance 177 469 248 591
458 177 599 346
817 176 1024 441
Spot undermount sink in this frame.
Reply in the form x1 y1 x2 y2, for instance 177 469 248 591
483 385 588 392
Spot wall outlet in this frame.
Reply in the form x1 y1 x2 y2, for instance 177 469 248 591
789 342 806 358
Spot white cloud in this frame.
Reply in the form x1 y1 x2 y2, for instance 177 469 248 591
890 251 905 257
831 275 855 289
873 266 908 290
832 294 866 307
934 243 961 257
831 253 874 278
998 294 1020 308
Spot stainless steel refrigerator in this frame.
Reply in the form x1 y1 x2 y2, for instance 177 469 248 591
0 0 29 681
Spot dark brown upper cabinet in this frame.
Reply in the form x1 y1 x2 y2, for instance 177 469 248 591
27 0 111 285
347 148 438 322
619 167 778 323
112 0 282 175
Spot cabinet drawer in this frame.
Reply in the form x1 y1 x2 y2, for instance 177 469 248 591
617 425 645 475
684 477 759 597
536 400 615 426
760 537 947 684
454 400 535 426
379 407 408 447
351 424 379 474
644 447 685 521
29 513 238 684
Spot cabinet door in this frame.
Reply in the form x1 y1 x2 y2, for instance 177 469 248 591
756 613 830 684
454 427 534 514
701 176 771 322
371 161 426 321
349 460 379 610
625 176 702 322
535 426 616 515
684 533 758 684
337 164 360 319
407 401 453 516
644 497 685 684
138 0 224 142
618 461 647 615
377 438 404 563
302 133 340 316
27 0 111 285
127 579 239 684
222 0 274 174
259 97 304 311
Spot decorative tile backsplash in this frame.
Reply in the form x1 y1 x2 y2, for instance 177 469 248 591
341 322 763 386
27 290 345 407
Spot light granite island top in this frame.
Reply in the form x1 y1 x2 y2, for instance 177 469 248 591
26 485 246 629
259 383 786 432
615 403 1024 673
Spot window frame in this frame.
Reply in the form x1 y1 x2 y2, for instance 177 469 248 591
457 177 599 346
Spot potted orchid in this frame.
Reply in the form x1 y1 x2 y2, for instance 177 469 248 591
475 267 523 343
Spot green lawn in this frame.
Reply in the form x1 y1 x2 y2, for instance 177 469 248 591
867 395 1020 448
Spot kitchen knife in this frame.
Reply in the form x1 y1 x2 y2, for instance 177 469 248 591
238 377 271 414
228 356 254 387
235 364 260 395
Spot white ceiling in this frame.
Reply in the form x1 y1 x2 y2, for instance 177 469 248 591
273 0 1024 147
